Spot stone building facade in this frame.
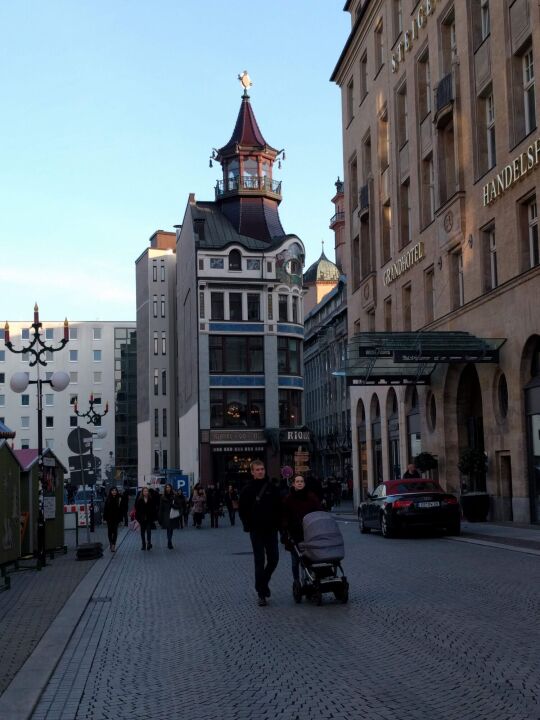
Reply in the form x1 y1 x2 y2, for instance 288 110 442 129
332 0 540 522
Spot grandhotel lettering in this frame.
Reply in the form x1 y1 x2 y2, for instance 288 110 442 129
391 0 437 73
482 138 540 206
383 242 425 286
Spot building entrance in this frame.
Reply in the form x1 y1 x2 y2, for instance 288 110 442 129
212 447 266 491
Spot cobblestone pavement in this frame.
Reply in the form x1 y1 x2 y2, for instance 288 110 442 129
31 519 540 720
0 525 114 696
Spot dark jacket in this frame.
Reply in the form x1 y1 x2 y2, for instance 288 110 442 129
135 495 157 525
103 494 123 526
239 478 281 533
224 488 239 510
120 490 129 512
403 469 421 478
206 487 223 513
282 488 322 543
158 492 182 530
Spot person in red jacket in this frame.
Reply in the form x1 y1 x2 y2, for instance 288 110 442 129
281 475 322 582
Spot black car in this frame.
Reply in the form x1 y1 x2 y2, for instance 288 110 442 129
358 479 461 537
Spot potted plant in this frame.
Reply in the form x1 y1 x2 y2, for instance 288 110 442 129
458 448 489 522
414 452 438 475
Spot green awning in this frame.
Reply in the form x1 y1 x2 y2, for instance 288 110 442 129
338 332 506 386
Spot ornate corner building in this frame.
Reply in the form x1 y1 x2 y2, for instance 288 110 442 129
174 89 307 486
332 0 540 523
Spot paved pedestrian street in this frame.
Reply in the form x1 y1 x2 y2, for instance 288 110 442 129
25 519 540 720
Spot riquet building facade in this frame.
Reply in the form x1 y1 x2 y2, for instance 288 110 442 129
333 0 540 522
176 89 306 487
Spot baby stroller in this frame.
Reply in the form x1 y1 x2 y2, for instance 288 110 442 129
292 511 349 605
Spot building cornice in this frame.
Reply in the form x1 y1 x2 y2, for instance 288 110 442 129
330 0 373 82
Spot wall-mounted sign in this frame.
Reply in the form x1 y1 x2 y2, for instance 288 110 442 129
281 430 311 442
383 242 425 286
209 430 265 443
391 0 437 73
482 137 540 206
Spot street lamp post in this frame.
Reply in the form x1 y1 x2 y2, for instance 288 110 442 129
4 305 70 567
74 397 109 536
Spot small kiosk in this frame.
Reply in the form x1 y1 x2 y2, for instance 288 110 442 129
14 448 66 557
0 422 20 589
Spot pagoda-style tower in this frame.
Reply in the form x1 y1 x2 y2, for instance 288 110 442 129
212 88 285 242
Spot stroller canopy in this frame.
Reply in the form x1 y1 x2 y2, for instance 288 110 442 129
299 511 345 562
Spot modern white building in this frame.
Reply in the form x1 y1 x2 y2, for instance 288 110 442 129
0 319 137 487
135 231 178 486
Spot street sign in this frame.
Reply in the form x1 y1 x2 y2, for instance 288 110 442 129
69 469 96 487
68 455 95 472
67 427 93 455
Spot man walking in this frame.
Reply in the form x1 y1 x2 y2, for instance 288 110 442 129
239 460 281 607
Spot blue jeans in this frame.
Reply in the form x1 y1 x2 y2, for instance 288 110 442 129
166 527 174 543
249 530 279 596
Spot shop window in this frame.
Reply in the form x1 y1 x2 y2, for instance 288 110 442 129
210 389 265 428
229 293 243 321
279 389 302 427
209 336 264 373
278 337 301 374
278 295 288 322
211 292 224 320
247 293 260 321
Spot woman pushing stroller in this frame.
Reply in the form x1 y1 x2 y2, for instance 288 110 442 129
281 475 321 582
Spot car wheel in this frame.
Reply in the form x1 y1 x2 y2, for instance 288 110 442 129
359 514 371 534
446 521 461 536
381 512 394 538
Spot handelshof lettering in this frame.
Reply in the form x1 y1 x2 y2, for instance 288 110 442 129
482 138 540 206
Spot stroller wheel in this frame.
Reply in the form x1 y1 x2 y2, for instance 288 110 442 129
335 580 349 604
292 580 302 603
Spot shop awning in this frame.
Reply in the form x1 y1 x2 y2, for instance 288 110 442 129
337 332 506 386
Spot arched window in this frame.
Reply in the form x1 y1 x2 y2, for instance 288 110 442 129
229 249 242 271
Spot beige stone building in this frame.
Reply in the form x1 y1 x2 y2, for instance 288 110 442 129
332 0 540 523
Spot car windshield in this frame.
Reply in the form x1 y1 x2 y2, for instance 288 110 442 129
390 481 442 494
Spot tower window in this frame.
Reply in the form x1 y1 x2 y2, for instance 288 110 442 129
229 249 242 271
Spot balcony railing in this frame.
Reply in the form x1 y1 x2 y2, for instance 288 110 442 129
329 211 345 227
359 183 369 211
215 175 282 198
436 72 453 113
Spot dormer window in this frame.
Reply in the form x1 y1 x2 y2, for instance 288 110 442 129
229 249 242 271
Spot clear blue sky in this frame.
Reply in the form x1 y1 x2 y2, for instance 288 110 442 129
0 1 350 321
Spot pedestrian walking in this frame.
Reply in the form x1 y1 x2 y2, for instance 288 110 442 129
191 484 206 529
206 484 223 528
175 491 188 529
103 487 123 552
120 488 129 527
403 462 421 478
281 475 321 582
239 460 282 607
135 486 157 550
158 483 182 549
224 484 239 526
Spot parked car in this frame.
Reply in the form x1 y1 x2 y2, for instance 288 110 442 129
358 479 461 538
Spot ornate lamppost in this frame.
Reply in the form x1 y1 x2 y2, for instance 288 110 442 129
4 305 70 567
74 396 109 532
73 394 109 426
